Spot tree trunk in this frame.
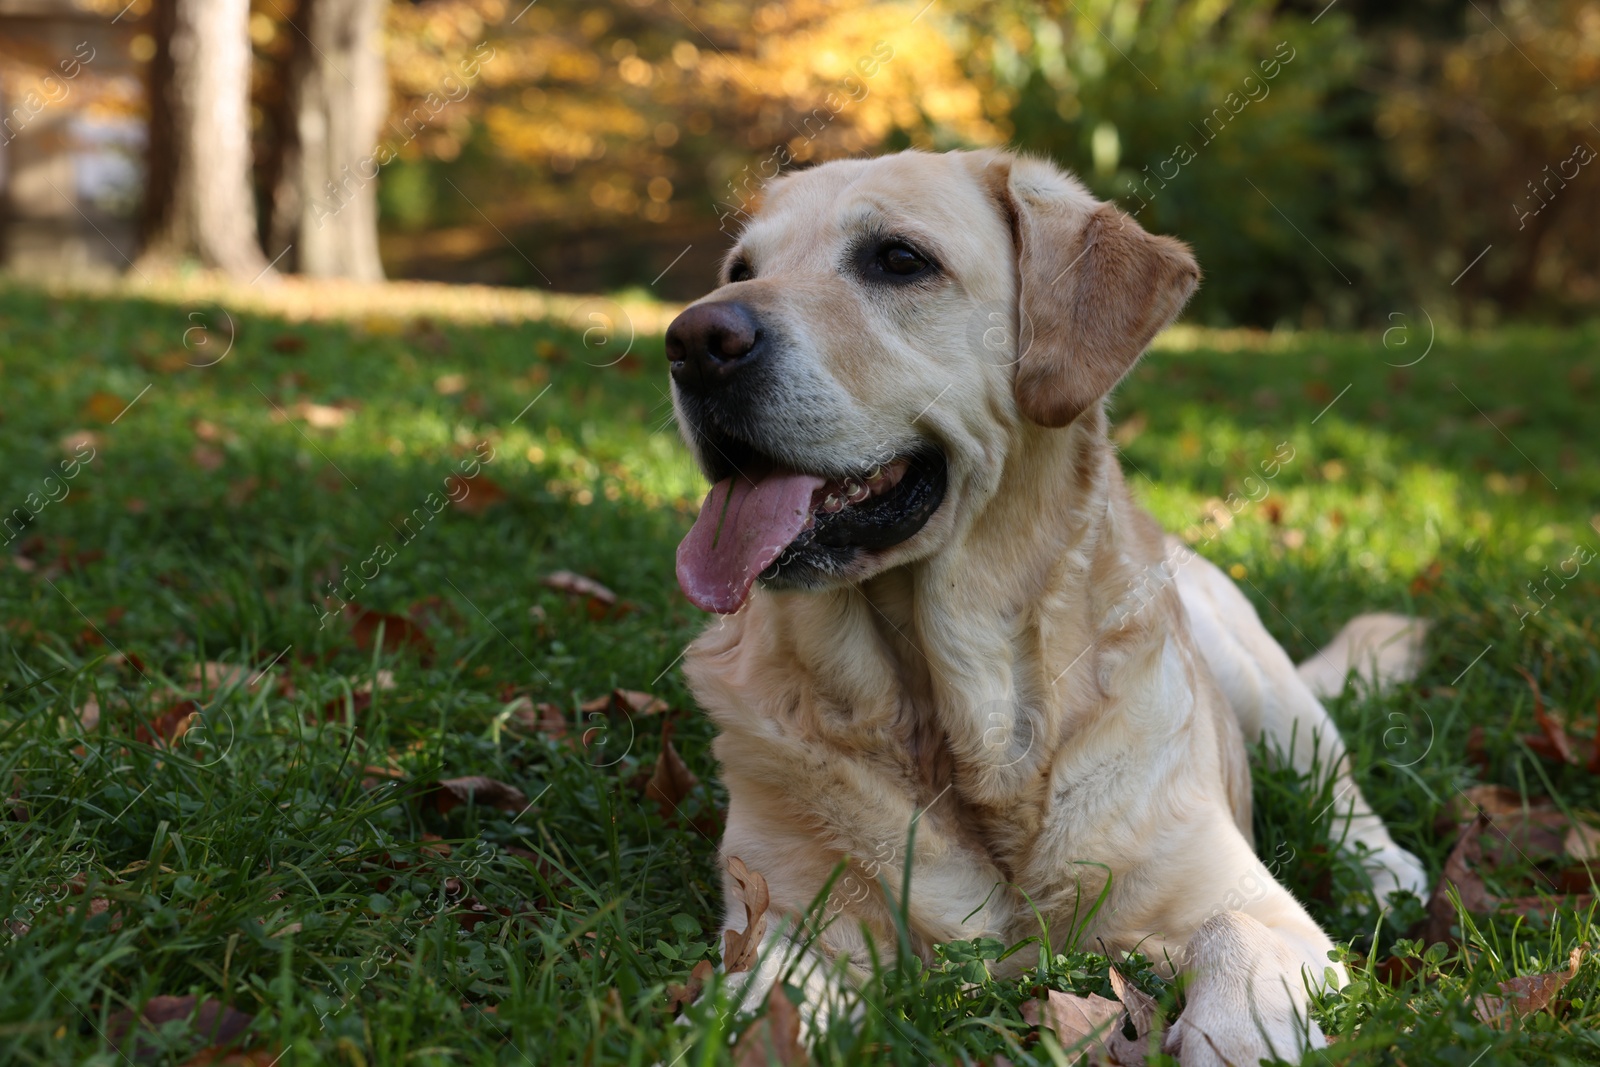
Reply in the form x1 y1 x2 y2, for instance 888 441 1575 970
138 0 271 280
272 0 389 281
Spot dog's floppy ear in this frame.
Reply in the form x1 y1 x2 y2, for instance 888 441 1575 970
986 154 1200 428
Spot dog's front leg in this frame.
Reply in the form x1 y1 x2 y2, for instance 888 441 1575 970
1163 909 1332 1067
1163 883 1341 1067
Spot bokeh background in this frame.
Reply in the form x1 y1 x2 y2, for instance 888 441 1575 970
1 0 1597 325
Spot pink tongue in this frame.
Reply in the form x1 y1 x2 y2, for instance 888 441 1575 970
677 469 825 613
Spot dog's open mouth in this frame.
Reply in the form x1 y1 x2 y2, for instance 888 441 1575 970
676 444 947 613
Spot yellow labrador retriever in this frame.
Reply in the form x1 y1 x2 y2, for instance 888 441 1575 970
665 148 1427 1064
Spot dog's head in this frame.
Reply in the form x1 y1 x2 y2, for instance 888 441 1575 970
668 149 1198 613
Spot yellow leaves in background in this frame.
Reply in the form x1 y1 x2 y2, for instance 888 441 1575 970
380 0 1000 228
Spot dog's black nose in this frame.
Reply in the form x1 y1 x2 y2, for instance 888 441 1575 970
666 301 760 392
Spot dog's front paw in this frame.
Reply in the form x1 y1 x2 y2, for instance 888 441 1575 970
1364 844 1429 904
1164 912 1326 1067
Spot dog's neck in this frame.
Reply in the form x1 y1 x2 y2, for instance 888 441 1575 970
690 405 1166 816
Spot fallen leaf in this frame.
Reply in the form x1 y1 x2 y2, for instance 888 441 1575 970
1409 560 1444 596
581 688 670 717
60 429 103 454
360 763 407 790
73 694 101 731
188 662 251 692
1448 784 1532 822
82 391 127 424
644 722 698 820
1473 943 1587 1027
1022 990 1123 1053
429 776 528 816
505 698 570 739
135 699 203 747
541 570 616 609
613 689 670 716
347 604 434 663
293 401 349 429
731 983 807 1066
434 373 467 395
107 995 254 1058
1566 823 1600 862
271 334 306 353
722 856 770 975
667 958 715 1013
447 474 508 516
1519 668 1576 765
1423 813 1493 946
1442 787 1568 866
1109 965 1161 1049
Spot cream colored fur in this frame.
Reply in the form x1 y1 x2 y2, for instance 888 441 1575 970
671 149 1428 1064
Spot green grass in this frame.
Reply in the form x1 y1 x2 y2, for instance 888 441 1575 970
0 279 1597 1065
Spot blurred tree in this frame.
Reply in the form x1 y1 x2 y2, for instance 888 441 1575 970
1369 0 1600 320
265 0 390 280
138 0 271 280
136 0 1586 325
947 0 1372 326
373 0 992 292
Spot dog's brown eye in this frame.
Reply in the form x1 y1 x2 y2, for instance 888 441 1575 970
728 261 753 283
880 244 927 276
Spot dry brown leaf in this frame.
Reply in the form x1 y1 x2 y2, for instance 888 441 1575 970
1106 965 1161 1061
722 856 771 975
1473 943 1587 1027
613 689 670 715
581 688 671 717
60 429 103 454
434 373 467 395
1424 813 1493 946
645 738 698 820
731 983 808 1066
1519 668 1576 765
538 568 636 620
541 570 617 606
430 776 528 816
1566 822 1600 862
107 995 254 1057
448 474 508 516
82 391 127 424
1449 784 1535 821
1108 967 1157 1033
190 444 225 472
1021 991 1123 1054
188 662 252 692
347 604 434 663
505 698 570 740
667 958 715 1013
135 699 203 747
73 694 101 731
294 402 349 429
